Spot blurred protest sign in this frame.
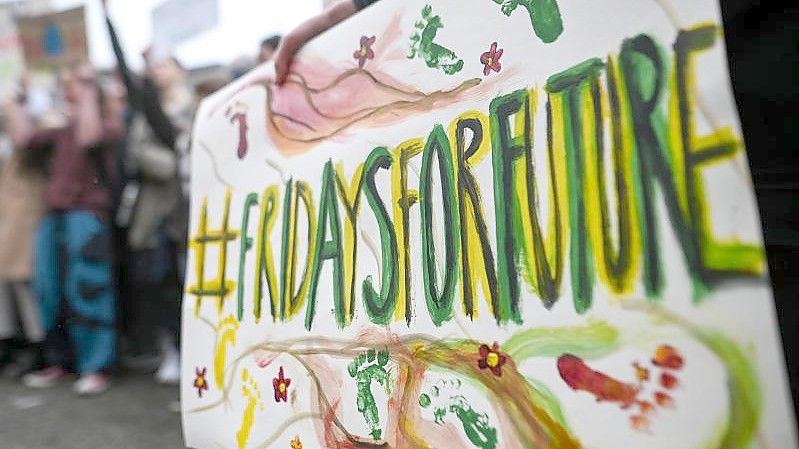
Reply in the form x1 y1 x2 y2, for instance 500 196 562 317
152 0 219 53
17 6 87 72
0 10 25 95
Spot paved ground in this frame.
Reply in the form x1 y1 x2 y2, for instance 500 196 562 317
0 373 184 449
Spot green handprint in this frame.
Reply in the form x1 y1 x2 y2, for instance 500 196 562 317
348 349 391 440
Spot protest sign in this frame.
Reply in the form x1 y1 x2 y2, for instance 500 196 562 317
152 0 219 53
0 10 24 96
16 6 87 72
0 10 25 95
182 1 798 448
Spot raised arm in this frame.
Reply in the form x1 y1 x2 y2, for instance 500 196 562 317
140 76 178 149
3 95 34 150
72 73 104 151
101 0 139 105
101 0 178 150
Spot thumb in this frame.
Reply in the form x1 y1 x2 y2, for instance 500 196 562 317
274 52 289 86
273 41 297 86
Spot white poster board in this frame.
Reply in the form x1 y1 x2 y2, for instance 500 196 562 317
182 1 798 448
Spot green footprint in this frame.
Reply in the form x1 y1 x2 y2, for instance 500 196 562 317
419 380 498 449
348 349 391 440
408 5 464 75
490 0 564 43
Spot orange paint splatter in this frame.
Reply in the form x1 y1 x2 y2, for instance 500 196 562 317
652 345 684 370
630 414 651 432
660 372 679 389
557 354 640 408
633 362 650 383
654 391 675 408
638 400 655 415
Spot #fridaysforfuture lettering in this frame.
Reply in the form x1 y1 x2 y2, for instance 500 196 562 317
182 1 798 448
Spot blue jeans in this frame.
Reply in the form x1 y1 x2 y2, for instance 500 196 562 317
34 211 116 374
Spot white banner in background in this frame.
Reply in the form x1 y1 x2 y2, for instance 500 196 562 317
152 0 219 53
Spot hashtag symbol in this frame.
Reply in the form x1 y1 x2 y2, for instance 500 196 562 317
187 189 240 316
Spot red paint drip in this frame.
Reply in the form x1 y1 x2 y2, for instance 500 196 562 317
557 354 640 408
229 112 249 159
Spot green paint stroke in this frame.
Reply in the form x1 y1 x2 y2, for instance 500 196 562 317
694 329 762 449
525 377 570 430
420 124 461 326
547 58 606 314
503 321 620 361
237 192 258 321
492 0 564 43
306 160 347 330
348 349 391 440
361 147 399 326
408 5 464 75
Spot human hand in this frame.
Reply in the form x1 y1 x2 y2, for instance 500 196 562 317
273 22 316 85
142 44 154 66
273 0 358 85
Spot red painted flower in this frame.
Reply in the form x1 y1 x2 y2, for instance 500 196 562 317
480 42 503 76
193 367 209 398
353 35 376 68
272 366 291 402
478 342 507 376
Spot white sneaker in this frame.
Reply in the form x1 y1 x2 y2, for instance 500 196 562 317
155 348 180 385
74 373 111 396
22 366 66 389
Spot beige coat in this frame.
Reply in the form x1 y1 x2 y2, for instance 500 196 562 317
126 84 195 250
0 149 46 280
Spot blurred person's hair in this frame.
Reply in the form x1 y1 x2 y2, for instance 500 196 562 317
195 77 230 99
261 35 281 51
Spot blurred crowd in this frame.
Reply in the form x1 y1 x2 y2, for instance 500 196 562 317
0 1 282 396
0 0 377 400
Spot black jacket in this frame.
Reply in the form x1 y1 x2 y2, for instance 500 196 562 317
722 2 799 246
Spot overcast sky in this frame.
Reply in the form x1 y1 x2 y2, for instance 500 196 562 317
49 0 322 70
